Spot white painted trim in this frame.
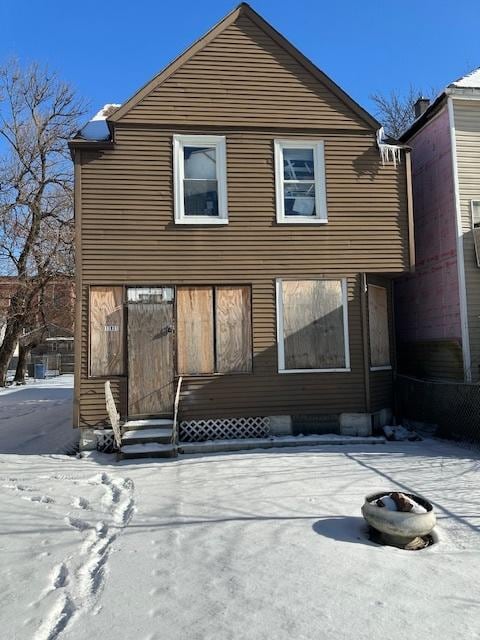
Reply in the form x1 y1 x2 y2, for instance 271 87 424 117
276 277 350 373
445 88 480 101
448 97 472 381
274 140 328 224
174 218 229 225
279 368 351 374
173 134 228 224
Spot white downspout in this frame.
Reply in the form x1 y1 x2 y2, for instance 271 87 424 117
447 96 472 382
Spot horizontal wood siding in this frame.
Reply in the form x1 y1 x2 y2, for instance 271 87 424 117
122 15 369 130
77 128 407 424
75 12 408 426
454 100 480 381
80 129 408 280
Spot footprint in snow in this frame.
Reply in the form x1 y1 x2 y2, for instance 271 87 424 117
23 495 54 504
72 496 90 510
52 563 69 589
65 516 90 531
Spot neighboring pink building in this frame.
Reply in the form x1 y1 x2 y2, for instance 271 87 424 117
396 69 480 381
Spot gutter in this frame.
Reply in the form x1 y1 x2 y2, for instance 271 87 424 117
68 139 114 160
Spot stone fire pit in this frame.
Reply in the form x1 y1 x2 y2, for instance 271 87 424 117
362 491 436 549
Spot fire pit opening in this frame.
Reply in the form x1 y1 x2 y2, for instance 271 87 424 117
362 491 437 551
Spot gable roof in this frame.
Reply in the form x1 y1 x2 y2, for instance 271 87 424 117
400 66 480 142
108 3 379 130
450 67 480 88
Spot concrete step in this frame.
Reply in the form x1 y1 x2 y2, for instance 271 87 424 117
119 443 177 459
179 434 386 455
122 418 174 433
122 428 172 445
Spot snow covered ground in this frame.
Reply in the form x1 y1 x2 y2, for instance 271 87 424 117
0 375 77 454
0 437 479 640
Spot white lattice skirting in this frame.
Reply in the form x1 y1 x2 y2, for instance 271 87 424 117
180 417 270 442
95 429 117 453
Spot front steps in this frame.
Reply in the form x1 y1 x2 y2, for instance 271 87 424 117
119 418 177 459
117 426 386 460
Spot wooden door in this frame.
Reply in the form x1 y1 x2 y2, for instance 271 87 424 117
127 299 174 416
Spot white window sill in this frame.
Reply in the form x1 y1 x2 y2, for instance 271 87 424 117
278 368 351 374
175 218 229 225
276 217 328 224
370 365 392 371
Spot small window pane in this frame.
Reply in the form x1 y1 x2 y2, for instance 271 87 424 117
184 179 219 216
283 148 315 181
472 201 480 228
284 183 316 216
127 287 174 304
184 146 217 179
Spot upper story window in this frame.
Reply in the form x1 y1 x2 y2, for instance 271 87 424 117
173 135 228 224
274 140 328 224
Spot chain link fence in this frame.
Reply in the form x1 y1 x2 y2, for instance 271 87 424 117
395 374 480 445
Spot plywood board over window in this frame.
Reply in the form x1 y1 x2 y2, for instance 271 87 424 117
89 287 124 377
279 279 348 371
215 286 252 373
177 287 214 374
368 285 391 368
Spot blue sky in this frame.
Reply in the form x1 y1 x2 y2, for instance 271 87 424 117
1 0 479 121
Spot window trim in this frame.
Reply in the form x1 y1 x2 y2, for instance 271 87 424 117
173 134 228 225
276 277 350 373
274 140 328 224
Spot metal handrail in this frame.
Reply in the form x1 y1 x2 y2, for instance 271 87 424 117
171 376 183 446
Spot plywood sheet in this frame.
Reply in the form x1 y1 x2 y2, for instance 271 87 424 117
368 285 390 367
128 300 174 415
282 280 345 369
215 286 252 373
89 287 124 376
177 287 214 374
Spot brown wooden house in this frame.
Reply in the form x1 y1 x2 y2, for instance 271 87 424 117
70 4 413 455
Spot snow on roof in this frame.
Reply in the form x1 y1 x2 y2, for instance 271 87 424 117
450 67 480 88
77 104 121 141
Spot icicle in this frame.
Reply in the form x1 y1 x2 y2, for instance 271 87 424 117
376 127 402 167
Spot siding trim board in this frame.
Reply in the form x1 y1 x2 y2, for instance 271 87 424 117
448 97 472 381
73 153 82 428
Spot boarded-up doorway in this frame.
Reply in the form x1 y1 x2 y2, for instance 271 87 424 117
127 287 174 416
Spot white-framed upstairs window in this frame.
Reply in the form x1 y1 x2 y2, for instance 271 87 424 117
274 140 328 224
276 278 350 373
173 134 228 224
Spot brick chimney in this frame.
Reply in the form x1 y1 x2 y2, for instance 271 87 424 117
414 97 430 119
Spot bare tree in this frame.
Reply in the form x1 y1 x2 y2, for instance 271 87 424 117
370 85 436 139
0 59 86 385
